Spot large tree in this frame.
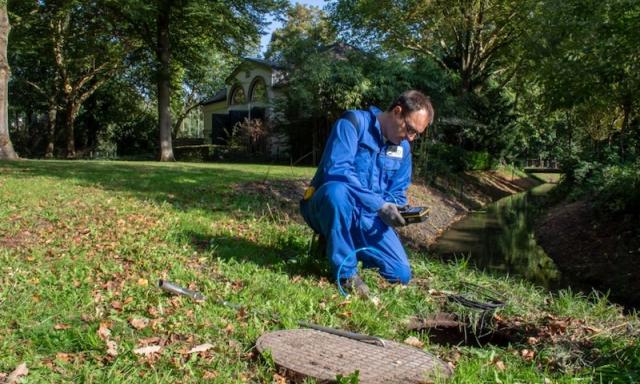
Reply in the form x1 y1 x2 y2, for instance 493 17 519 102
107 0 286 161
330 0 534 95
0 0 17 160
512 0 640 166
9 0 126 158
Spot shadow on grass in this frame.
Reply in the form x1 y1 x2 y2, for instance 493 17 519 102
186 231 331 279
0 160 301 213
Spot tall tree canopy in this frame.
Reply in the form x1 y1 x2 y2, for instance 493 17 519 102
330 0 533 94
9 0 127 158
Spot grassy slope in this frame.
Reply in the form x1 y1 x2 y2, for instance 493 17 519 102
0 160 637 383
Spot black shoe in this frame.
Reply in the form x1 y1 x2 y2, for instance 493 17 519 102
340 275 371 298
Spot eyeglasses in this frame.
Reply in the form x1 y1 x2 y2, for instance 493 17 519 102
403 116 420 139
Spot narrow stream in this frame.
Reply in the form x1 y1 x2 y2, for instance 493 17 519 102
434 183 562 289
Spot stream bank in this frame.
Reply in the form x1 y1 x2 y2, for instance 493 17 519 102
396 169 542 249
535 200 640 309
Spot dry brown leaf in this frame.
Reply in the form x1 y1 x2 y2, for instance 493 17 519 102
138 337 162 346
56 353 73 363
6 362 28 384
147 306 160 318
521 349 535 361
123 296 134 305
224 323 235 334
203 371 219 379
187 343 214 354
106 340 118 357
403 336 424 348
129 317 149 330
273 373 287 384
338 311 352 319
54 323 71 330
132 345 162 356
494 360 506 371
97 322 112 341
111 301 123 311
137 278 148 287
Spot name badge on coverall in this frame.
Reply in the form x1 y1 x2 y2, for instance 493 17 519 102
386 145 403 159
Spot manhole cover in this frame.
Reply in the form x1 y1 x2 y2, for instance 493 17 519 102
256 329 453 383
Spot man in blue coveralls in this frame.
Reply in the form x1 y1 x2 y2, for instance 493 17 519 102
300 90 434 297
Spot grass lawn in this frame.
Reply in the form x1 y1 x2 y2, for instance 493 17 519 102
1 160 638 383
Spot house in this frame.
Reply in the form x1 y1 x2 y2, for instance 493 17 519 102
201 58 286 147
200 44 362 162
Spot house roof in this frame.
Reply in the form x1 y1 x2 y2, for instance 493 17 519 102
200 88 227 106
225 57 286 84
243 57 285 70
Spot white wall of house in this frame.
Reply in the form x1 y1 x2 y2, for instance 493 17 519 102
202 61 284 144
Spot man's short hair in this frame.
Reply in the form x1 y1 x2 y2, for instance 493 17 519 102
388 90 434 125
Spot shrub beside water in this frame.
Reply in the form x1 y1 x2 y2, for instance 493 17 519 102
414 142 494 181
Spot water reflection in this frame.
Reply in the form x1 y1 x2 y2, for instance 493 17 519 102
434 184 560 288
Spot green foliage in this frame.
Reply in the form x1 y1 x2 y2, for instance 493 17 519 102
336 370 360 384
414 142 495 182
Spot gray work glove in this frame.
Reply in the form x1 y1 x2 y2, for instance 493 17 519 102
378 203 406 227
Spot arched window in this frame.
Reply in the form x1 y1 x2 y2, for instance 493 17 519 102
250 77 267 103
230 86 246 105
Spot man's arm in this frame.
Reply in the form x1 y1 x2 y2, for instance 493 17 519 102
319 117 385 213
384 142 412 207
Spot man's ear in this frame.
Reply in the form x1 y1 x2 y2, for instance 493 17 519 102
393 105 403 116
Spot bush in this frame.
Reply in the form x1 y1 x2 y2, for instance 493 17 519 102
594 162 640 215
414 141 494 182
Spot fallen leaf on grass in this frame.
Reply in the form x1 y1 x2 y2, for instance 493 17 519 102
133 345 162 356
6 363 28 384
403 336 424 348
129 317 149 330
338 311 352 319
187 343 214 354
203 371 219 379
494 360 506 371
273 373 287 384
54 323 71 330
56 353 73 363
137 278 148 287
521 349 535 361
97 322 112 341
111 301 123 311
138 337 162 346
106 340 118 357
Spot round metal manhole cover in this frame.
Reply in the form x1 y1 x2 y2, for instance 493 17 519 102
256 329 453 383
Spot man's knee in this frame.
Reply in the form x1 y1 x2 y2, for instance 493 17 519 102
320 181 350 202
389 264 412 285
317 182 354 213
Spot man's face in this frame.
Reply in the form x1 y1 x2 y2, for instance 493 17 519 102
385 105 430 145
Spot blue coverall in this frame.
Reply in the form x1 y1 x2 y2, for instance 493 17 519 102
300 106 412 284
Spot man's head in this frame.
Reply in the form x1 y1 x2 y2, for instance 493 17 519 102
380 90 433 145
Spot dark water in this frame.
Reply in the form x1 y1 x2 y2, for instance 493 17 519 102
434 183 561 288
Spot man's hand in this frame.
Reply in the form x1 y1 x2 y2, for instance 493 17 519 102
378 203 406 227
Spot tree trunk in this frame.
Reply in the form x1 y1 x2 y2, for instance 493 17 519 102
64 102 80 158
45 104 57 158
156 2 174 161
0 3 17 160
